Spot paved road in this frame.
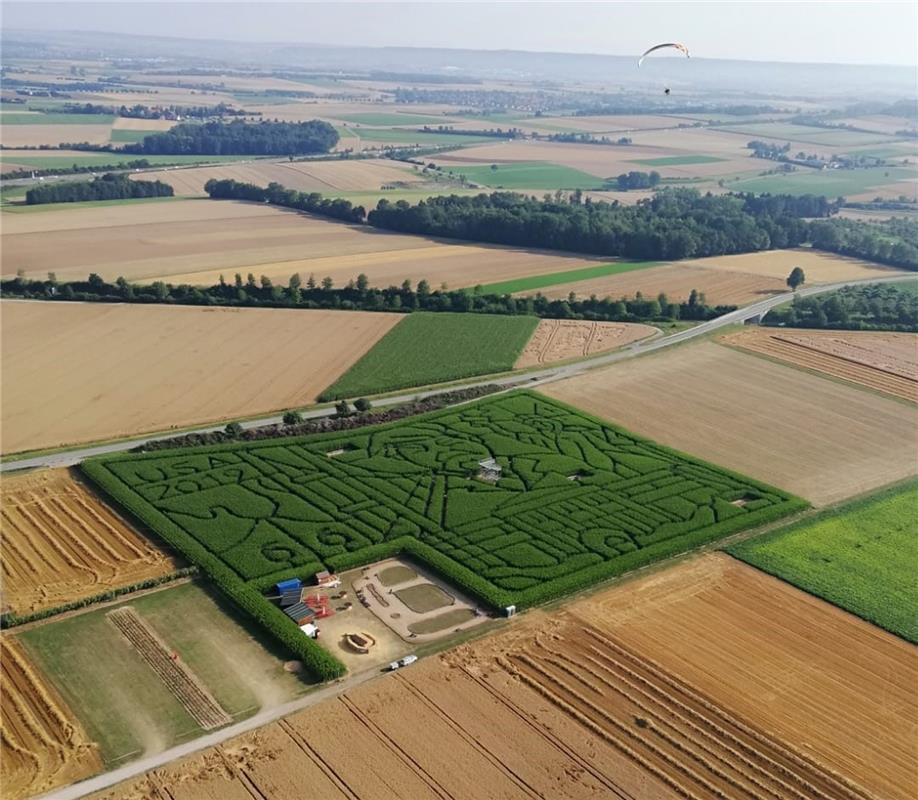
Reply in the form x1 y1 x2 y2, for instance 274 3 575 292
4 273 915 475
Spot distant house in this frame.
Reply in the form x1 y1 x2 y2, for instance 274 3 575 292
477 458 502 482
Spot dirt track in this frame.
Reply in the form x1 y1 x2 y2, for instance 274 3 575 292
1 302 400 454
0 469 176 613
1 637 102 800
515 319 658 368
541 341 918 506
722 327 918 402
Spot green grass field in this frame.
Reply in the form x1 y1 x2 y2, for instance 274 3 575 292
0 112 116 125
728 481 918 643
338 112 456 127
0 153 260 170
630 155 727 167
716 122 900 147
321 312 539 399
728 166 916 197
440 161 608 190
342 127 497 146
83 391 804 683
1 196 185 214
477 260 661 295
109 129 161 143
18 582 308 764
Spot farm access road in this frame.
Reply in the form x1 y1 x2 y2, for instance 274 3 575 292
3 273 914 476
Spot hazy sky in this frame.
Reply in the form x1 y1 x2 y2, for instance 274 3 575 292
5 1 916 66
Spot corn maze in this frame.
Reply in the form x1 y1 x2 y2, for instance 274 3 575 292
83 392 804 678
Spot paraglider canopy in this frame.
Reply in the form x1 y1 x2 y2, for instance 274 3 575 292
638 42 690 67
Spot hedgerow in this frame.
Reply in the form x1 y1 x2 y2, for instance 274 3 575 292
82 391 805 680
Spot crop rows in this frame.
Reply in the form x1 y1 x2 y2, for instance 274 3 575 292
83 391 804 679
107 607 231 730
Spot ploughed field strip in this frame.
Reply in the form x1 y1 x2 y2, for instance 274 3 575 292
722 328 918 403
106 607 231 730
492 619 872 800
84 391 802 677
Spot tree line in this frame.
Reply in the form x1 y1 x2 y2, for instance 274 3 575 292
765 283 918 331
365 188 824 261
2 270 732 325
809 217 918 270
205 178 366 223
122 119 339 156
25 173 174 204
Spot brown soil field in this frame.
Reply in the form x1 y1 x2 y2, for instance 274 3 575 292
0 124 113 148
0 200 603 288
525 263 787 305
0 469 176 614
1 636 102 800
1 301 400 453
133 159 420 197
89 553 915 800
541 341 918 506
681 248 907 282
515 319 658 368
722 327 918 402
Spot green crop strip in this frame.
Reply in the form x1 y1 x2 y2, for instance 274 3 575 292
320 312 539 400
629 155 727 166
728 480 918 643
83 391 805 681
476 260 661 295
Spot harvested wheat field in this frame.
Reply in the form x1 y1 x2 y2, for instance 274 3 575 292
132 159 420 197
88 553 915 800
110 118 176 132
682 249 906 283
0 124 113 148
723 327 918 402
0 469 176 614
542 341 918 506
1 636 102 800
515 319 658 368
0 199 604 288
528 262 787 305
1 301 401 453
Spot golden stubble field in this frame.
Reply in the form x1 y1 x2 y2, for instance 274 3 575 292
1 302 401 454
529 262 788 305
722 327 918 402
681 248 908 282
515 319 658 368
0 123 113 148
0 469 177 614
87 554 916 800
132 158 422 196
541 341 918 507
1 200 605 288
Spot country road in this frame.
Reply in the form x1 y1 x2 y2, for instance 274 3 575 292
17 272 918 800
3 272 915 475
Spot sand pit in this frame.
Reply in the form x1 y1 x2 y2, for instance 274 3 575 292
541 341 918 506
0 199 604 289
88 552 915 800
682 248 907 283
722 327 918 402
514 319 658 368
525 262 787 306
1 637 102 800
1 302 400 453
0 469 177 614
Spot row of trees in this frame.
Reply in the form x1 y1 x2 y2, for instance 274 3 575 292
765 283 918 330
365 188 825 261
2 271 731 325
205 178 366 223
25 173 173 204
615 171 661 190
123 119 339 156
809 217 918 269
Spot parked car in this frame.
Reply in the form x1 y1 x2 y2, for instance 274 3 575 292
388 654 418 671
